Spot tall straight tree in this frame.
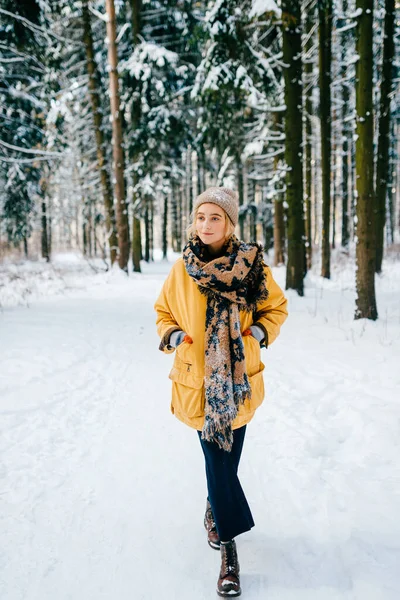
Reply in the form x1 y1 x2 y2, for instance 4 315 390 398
354 0 378 319
375 0 395 273
319 0 333 278
339 0 351 249
82 0 118 265
303 2 315 270
129 0 142 273
105 0 130 271
282 1 305 295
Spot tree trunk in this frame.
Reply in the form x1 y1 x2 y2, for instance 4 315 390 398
375 0 395 273
304 3 315 269
150 198 154 261
237 156 245 240
187 145 193 215
319 0 333 278
105 0 130 272
144 197 150 262
129 0 142 272
83 221 88 256
350 136 356 239
129 0 142 41
48 194 52 257
179 184 184 249
41 178 50 262
273 195 285 266
354 0 378 320
273 110 285 265
82 0 118 265
88 208 92 257
171 184 179 251
132 214 142 271
282 2 305 295
162 194 168 259
199 146 206 192
249 205 257 243
387 120 397 244
340 0 351 249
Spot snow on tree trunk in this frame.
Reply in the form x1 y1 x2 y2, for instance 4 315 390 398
319 0 333 278
105 0 130 272
82 0 118 266
354 0 378 320
303 2 315 270
375 0 395 273
282 2 305 296
339 0 351 249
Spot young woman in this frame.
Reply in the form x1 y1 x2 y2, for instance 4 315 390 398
154 187 288 597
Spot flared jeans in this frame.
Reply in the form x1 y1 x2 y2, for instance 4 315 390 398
197 425 254 541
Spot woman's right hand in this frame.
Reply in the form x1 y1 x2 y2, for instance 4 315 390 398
169 330 193 347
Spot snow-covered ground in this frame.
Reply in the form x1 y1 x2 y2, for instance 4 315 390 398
1 250 399 600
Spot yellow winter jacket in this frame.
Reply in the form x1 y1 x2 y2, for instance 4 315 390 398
154 258 288 431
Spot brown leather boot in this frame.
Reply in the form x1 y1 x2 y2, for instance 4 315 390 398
217 539 241 597
204 500 220 550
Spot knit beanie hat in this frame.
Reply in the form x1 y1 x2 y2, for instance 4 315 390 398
193 187 239 226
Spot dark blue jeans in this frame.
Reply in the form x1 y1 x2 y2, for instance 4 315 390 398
198 425 255 541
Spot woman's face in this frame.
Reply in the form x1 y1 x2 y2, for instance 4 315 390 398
196 203 227 248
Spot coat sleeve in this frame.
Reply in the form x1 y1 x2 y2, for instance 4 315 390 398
253 266 288 348
154 267 182 354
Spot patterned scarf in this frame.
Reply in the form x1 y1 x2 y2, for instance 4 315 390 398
183 234 269 452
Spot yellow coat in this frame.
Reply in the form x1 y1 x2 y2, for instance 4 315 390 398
154 258 288 431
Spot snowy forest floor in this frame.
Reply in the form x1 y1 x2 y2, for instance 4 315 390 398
1 248 400 600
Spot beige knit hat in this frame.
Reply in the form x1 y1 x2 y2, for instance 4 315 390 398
193 187 239 226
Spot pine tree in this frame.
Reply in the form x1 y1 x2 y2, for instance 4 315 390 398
191 0 272 238
0 0 45 254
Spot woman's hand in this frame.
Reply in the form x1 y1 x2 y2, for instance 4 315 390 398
243 325 265 344
169 330 193 347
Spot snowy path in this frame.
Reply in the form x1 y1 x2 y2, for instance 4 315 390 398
1 257 399 600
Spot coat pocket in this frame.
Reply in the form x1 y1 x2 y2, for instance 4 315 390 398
243 334 262 376
245 362 265 412
169 353 204 418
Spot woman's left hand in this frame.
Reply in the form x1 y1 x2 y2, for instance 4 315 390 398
243 325 265 343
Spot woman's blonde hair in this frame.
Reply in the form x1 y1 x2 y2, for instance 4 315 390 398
186 205 236 239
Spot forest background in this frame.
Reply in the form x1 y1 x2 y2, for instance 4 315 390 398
1 0 399 320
